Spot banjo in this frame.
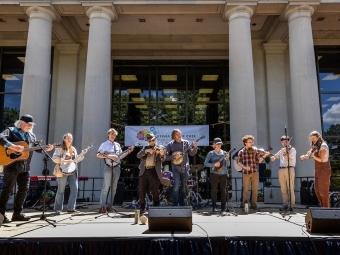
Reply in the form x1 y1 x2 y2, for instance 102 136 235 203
102 142 140 167
60 144 93 176
172 136 205 165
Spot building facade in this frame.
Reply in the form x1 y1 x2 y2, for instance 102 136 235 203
1 0 340 201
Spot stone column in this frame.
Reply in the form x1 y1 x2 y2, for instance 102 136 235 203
263 42 288 181
20 7 55 176
285 6 321 177
53 44 81 142
81 7 115 177
226 6 257 201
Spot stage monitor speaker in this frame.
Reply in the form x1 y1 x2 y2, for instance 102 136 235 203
148 206 192 232
305 207 340 233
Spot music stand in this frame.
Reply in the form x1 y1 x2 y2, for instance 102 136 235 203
17 144 56 227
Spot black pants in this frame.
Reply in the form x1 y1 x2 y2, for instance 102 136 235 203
0 166 30 215
139 168 160 209
211 173 228 210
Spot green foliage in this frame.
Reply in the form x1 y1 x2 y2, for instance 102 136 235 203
264 181 272 187
264 156 271 164
264 168 272 178
2 107 20 129
324 124 340 136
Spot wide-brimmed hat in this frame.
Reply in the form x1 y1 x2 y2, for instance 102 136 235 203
146 133 157 141
20 114 35 125
213 138 223 144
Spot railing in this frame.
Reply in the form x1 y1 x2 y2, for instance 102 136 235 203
76 175 334 205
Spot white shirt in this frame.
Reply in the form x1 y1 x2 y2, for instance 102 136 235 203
274 147 296 167
319 142 329 162
98 140 122 155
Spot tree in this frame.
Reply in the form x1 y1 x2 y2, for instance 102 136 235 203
325 124 340 136
2 107 20 129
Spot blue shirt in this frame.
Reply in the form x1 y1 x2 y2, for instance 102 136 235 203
204 150 229 175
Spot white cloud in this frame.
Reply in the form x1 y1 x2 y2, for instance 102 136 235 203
322 104 329 108
322 74 340 81
326 97 340 102
323 103 340 124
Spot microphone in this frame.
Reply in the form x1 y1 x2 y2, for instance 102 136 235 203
284 125 287 133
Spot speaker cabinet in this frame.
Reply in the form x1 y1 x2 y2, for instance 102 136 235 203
148 206 192 232
113 182 125 205
305 207 340 233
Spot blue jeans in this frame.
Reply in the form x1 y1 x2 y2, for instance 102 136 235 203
100 166 121 207
172 169 188 206
54 174 78 212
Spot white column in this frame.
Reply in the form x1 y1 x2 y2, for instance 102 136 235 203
81 7 115 177
226 6 257 201
286 6 321 177
20 7 55 176
226 6 257 148
263 42 288 182
54 44 81 142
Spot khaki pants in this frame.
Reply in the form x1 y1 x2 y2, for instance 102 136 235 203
243 172 258 207
278 167 295 206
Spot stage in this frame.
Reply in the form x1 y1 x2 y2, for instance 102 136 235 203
1 203 340 255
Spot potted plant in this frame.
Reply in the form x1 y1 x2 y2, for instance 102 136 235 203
257 188 264 202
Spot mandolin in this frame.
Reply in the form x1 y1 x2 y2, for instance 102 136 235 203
213 148 236 172
172 136 205 165
0 141 61 166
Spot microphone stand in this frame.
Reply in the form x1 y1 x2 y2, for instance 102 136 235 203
17 143 56 227
224 153 237 217
282 127 293 216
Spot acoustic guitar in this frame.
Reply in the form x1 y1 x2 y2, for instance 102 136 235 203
0 141 61 166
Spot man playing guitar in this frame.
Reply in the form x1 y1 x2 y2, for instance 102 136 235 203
0 114 54 223
165 129 198 206
96 128 134 213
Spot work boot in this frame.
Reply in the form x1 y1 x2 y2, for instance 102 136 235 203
11 213 31 221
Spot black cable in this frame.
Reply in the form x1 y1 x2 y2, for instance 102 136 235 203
192 223 213 255
301 223 318 255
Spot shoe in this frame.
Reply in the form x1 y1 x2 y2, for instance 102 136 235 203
68 209 80 214
140 208 146 214
250 205 257 210
212 207 218 213
106 206 115 213
240 203 244 208
55 211 61 215
288 207 294 212
99 207 106 213
2 215 10 223
279 205 288 211
11 213 31 221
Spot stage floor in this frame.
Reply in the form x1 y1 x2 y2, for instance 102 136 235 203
1 202 340 241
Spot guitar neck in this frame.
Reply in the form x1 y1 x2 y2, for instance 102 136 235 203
24 145 48 152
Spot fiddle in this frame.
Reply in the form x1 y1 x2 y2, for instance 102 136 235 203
300 140 322 161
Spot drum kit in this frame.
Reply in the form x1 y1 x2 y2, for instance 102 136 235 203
185 164 206 208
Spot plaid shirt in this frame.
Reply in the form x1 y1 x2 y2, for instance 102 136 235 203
237 147 262 174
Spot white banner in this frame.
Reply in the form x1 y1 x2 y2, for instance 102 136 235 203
125 125 209 146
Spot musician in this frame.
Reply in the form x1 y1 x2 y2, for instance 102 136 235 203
204 138 230 213
136 133 165 214
300 131 331 207
237 135 270 210
0 114 53 223
165 129 198 206
52 133 88 214
96 128 134 213
271 136 296 211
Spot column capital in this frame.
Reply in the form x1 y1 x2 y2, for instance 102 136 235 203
25 6 56 22
83 3 117 22
263 42 287 55
284 5 315 22
56 44 81 55
224 6 255 22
